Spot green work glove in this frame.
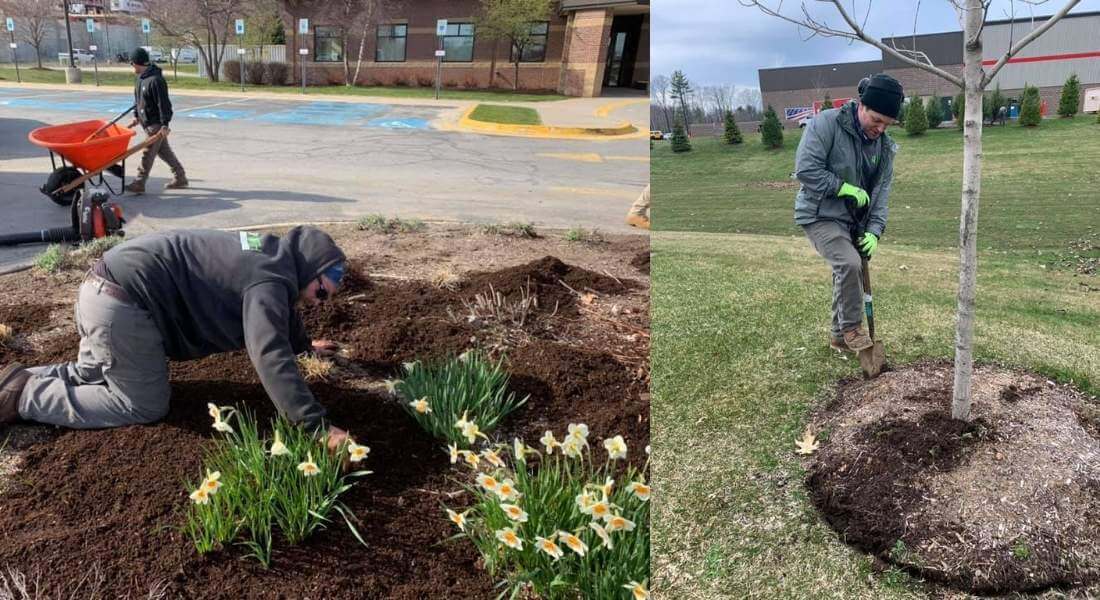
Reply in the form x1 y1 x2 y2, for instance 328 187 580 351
859 232 879 256
838 182 870 208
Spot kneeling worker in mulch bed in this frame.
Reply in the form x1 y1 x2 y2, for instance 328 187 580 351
0 225 350 447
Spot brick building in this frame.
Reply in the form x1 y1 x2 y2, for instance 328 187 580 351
760 11 1100 128
283 0 649 96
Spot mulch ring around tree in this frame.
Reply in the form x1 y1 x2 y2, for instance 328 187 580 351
804 360 1100 594
0 254 649 598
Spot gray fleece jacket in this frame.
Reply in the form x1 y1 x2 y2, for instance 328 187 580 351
102 226 345 428
793 101 896 238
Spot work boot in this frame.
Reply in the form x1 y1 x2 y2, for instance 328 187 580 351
626 214 650 230
829 335 853 353
164 177 189 190
124 180 146 194
843 327 874 352
0 363 30 424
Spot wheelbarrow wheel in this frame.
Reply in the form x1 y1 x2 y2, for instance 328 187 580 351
40 166 83 207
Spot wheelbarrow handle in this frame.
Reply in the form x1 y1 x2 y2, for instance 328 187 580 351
83 105 137 143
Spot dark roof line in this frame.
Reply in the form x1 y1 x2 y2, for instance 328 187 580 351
759 59 882 73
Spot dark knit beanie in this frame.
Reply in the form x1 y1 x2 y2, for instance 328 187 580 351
859 74 904 119
130 47 150 66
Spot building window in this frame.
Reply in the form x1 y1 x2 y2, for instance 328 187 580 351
314 27 342 63
376 24 407 62
510 21 549 63
442 23 475 62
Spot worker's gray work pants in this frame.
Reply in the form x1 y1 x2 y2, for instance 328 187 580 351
802 220 865 338
135 124 185 183
18 277 171 428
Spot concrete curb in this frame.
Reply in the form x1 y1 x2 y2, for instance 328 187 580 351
453 105 643 140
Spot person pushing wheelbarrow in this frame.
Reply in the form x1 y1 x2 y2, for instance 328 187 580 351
124 47 188 194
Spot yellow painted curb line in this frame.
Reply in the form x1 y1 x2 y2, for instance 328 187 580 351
456 106 642 140
594 98 648 118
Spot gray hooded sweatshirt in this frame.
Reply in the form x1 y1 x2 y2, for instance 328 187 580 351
102 225 345 428
793 101 896 238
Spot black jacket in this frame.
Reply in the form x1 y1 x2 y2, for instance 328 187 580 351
102 226 346 428
134 63 173 127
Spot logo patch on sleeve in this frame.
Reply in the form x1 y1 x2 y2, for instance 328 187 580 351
240 231 262 252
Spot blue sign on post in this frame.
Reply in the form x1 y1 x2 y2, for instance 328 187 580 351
141 18 150 33
235 19 245 35
5 17 14 32
298 18 309 35
86 18 95 33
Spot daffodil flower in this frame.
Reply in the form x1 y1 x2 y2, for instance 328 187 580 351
269 430 290 456
495 527 523 550
446 508 468 532
512 438 528 463
630 481 651 502
561 437 584 459
461 421 488 445
603 435 628 461
202 470 222 494
540 430 559 454
409 397 432 414
557 530 588 557
348 441 370 463
495 478 521 502
589 499 612 521
601 477 614 498
623 581 649 600
576 491 596 513
448 443 460 464
455 411 471 431
645 445 651 456
589 521 613 550
500 503 529 523
458 350 471 362
567 423 589 442
461 450 480 469
207 403 220 421
606 514 636 532
476 473 500 492
212 419 234 434
383 379 401 395
403 361 418 372
480 448 505 468
535 535 564 560
297 451 320 477
189 487 210 505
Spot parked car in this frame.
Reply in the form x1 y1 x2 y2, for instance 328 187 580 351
650 130 666 140
171 48 198 63
58 49 95 64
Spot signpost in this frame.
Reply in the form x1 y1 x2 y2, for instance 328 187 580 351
235 19 245 92
435 20 447 100
6 17 18 84
298 18 309 94
86 19 99 86
141 18 150 47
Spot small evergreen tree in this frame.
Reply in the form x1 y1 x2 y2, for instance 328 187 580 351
821 92 832 112
1058 74 1080 118
761 105 784 149
925 96 943 128
723 110 743 144
989 86 1006 122
954 92 965 130
1019 85 1042 126
896 101 907 126
905 94 928 135
670 112 692 153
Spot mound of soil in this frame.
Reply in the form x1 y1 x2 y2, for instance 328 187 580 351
806 361 1100 594
630 251 650 275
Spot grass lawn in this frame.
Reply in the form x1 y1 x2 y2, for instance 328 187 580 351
0 65 568 102
651 118 1100 598
468 103 542 126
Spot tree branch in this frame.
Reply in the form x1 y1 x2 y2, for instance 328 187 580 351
983 0 1081 87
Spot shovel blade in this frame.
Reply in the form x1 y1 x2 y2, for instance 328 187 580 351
858 341 885 379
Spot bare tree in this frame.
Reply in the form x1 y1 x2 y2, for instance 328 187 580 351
0 0 55 69
477 0 553 90
313 0 392 86
741 0 1083 420
652 73 672 130
144 0 244 83
736 87 762 111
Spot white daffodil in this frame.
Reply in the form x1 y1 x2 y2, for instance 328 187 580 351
476 473 500 493
207 403 220 421
589 521 613 550
348 441 370 463
601 477 615 498
589 499 613 522
540 430 560 454
269 430 290 456
461 421 488 445
623 581 650 600
383 379 401 396
448 443 460 464
461 450 480 469
557 530 588 557
458 350 471 363
455 411 471 430
495 527 523 550
446 508 468 532
512 438 528 463
212 419 234 434
189 487 210 505
495 478 521 502
500 503 529 523
403 361 418 372
480 448 505 468
561 437 584 459
606 514 636 532
630 481 651 502
535 535 564 561
202 470 222 494
576 491 597 514
645 445 651 456
297 451 320 477
603 435 628 461
409 397 432 414
567 423 589 442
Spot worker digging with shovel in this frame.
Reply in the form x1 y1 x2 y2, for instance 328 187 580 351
794 74 901 377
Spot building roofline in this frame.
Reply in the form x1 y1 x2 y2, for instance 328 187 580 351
759 59 882 73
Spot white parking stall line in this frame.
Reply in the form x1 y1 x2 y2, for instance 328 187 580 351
178 98 253 113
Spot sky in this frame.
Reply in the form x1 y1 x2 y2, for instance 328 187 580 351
651 0 1100 91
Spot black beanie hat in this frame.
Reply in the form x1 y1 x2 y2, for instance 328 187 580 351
130 47 150 66
859 73 904 119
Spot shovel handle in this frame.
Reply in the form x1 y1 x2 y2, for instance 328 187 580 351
83 105 136 143
861 258 875 340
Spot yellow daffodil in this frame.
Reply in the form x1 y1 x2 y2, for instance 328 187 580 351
567 423 589 442
495 527 523 550
603 435 627 461
561 437 584 459
557 530 588 557
512 438 528 463
480 448 505 468
189 487 210 505
348 441 370 463
409 397 431 414
269 430 290 456
495 478 521 502
446 508 468 532
589 499 612 521
606 514 636 532
576 491 597 513
540 430 560 454
500 503 529 523
535 535 564 560
476 473 500 493
601 477 614 498
297 451 320 477
448 443 460 464
202 470 222 494
630 481 651 502
383 379 401 395
589 521 614 549
461 450 480 469
623 581 649 600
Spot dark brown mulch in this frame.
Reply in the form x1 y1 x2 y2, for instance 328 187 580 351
0 256 648 598
629 251 650 275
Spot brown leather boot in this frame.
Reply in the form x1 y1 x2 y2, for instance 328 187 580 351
0 363 30 424
125 180 146 194
164 177 189 190
829 335 853 353
843 327 873 352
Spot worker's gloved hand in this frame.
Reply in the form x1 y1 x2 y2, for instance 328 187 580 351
838 182 870 208
859 232 879 256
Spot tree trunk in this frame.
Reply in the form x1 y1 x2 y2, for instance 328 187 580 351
352 19 369 86
489 39 497 88
513 60 519 91
951 0 986 421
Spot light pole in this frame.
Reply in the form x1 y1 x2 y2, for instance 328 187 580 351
62 1 81 83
